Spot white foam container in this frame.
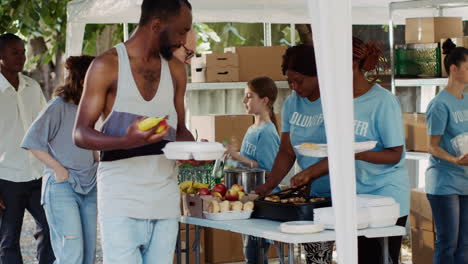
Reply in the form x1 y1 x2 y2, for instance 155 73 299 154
295 141 377 158
314 207 370 230
163 142 226 160
280 221 325 234
357 194 396 208
203 210 253 220
367 203 400 228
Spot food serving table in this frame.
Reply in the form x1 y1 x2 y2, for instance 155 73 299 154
176 216 406 264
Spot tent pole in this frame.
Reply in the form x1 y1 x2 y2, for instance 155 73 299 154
123 23 129 41
263 22 272 46
290 23 296 46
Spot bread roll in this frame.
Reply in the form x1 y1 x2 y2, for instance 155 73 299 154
300 142 319 150
208 200 220 213
219 201 230 212
243 201 254 211
230 201 243 211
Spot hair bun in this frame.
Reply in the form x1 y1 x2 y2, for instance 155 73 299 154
442 38 457 55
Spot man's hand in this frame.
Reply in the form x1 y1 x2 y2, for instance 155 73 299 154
54 167 70 182
455 153 468 166
124 117 170 149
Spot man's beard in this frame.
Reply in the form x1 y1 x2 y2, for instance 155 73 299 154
159 30 178 60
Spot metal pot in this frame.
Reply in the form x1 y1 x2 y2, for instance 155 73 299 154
224 168 266 193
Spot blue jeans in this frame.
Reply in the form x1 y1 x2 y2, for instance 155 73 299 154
100 216 178 264
43 178 97 264
242 235 270 264
427 194 468 264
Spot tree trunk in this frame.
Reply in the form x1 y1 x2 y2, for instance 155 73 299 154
29 37 55 99
295 24 313 45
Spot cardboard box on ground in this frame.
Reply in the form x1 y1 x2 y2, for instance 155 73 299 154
405 17 463 44
205 228 288 263
410 188 436 264
441 37 468 77
403 113 428 152
174 228 205 264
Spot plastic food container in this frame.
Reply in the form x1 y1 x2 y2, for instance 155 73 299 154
295 141 377 158
280 221 325 234
163 142 226 160
314 207 370 230
203 210 253 221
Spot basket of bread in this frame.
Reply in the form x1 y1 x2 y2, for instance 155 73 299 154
252 184 331 222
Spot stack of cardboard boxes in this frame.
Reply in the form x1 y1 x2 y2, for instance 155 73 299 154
395 17 466 78
191 46 287 83
175 224 206 264
410 188 436 264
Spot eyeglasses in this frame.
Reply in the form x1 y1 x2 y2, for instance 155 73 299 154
182 45 194 61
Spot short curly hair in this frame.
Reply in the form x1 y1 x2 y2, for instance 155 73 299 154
281 45 317 77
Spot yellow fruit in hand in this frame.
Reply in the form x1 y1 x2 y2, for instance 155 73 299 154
138 116 168 132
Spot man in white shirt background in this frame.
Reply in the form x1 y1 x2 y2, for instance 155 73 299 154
0 33 54 264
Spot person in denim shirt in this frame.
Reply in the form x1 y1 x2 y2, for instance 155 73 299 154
22 56 97 264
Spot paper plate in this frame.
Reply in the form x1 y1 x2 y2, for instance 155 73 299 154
295 141 377 158
280 221 325 234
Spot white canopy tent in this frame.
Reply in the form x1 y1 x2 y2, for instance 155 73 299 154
65 0 467 263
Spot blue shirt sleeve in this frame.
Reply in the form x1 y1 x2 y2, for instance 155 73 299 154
426 101 448 136
376 95 405 148
255 125 280 171
282 95 293 133
21 99 62 153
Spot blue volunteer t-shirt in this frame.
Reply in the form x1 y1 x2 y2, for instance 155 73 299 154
353 84 410 217
240 121 280 171
425 90 468 195
282 92 331 197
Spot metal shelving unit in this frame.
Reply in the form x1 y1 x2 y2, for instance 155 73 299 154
388 0 468 187
187 81 289 91
389 0 468 94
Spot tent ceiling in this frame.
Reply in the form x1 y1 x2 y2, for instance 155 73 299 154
67 0 468 26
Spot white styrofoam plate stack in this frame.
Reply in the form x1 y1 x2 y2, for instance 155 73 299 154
280 221 325 234
294 141 378 158
163 142 226 160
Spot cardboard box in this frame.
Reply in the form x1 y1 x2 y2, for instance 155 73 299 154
224 46 287 81
174 228 205 264
403 113 428 152
405 17 463 44
410 188 435 232
441 37 468 77
206 67 240 82
204 228 288 263
190 53 240 83
411 227 435 264
190 115 254 152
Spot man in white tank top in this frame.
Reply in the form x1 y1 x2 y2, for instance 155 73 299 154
73 0 194 263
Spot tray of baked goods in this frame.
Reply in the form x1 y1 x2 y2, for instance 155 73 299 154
252 184 331 222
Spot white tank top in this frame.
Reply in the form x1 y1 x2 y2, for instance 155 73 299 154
97 43 180 219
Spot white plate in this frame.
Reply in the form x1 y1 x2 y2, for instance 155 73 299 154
295 141 378 158
280 221 325 234
203 210 253 220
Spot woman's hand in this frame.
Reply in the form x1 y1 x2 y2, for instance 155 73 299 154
455 153 468 166
255 182 275 196
54 167 70 182
290 170 315 187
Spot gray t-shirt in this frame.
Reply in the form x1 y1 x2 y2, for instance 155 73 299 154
21 97 97 203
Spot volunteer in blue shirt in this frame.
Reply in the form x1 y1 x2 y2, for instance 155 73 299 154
227 76 280 264
255 45 334 264
425 39 468 264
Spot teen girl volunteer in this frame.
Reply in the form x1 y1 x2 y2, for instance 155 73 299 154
227 76 280 264
425 39 468 264
21 56 97 264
